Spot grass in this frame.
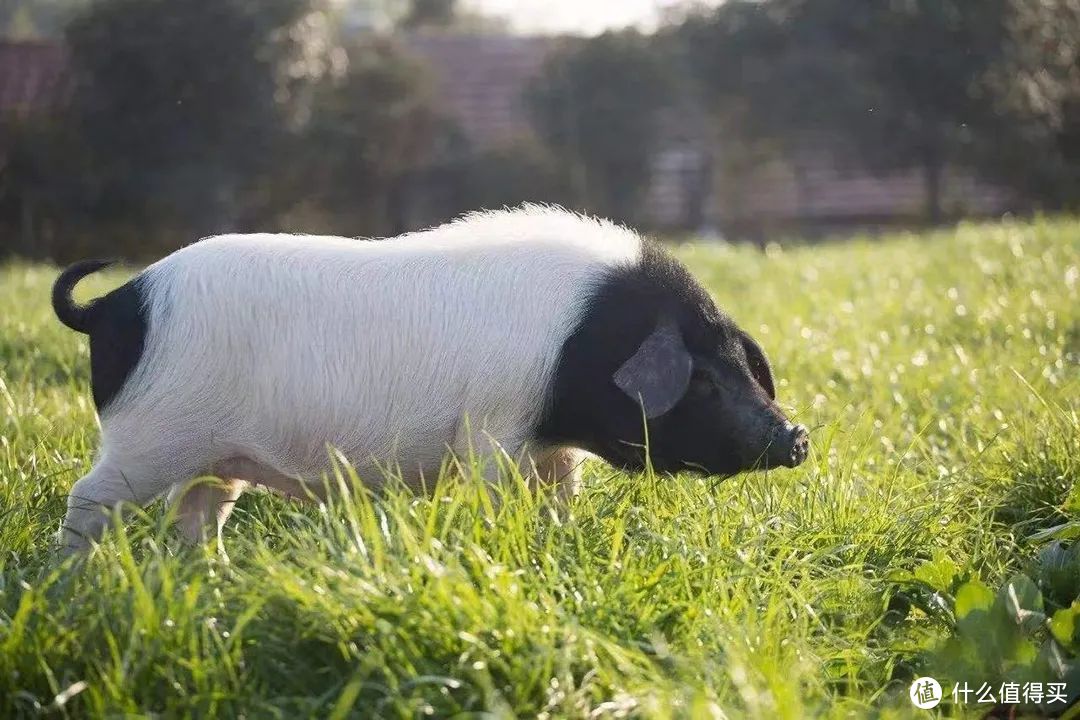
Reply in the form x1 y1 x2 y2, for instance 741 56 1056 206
0 216 1078 718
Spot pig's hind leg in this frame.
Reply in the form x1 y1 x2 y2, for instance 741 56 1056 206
59 411 223 554
166 478 246 548
59 448 195 555
163 454 313 553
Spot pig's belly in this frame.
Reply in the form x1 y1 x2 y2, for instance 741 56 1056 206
223 415 460 492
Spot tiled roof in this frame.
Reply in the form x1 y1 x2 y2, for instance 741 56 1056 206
0 40 66 117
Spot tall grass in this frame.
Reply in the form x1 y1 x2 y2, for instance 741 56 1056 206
0 217 1077 717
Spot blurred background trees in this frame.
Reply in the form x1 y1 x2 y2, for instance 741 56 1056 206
675 0 1080 231
680 0 1013 223
62 0 328 251
268 35 438 236
527 30 674 224
981 0 1080 206
0 0 83 38
1 0 1078 259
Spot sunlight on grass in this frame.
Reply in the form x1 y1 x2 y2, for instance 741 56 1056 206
0 217 1077 717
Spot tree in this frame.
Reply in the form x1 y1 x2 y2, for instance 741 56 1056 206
0 0 86 38
59 0 337 254
429 136 577 221
978 0 1080 207
0 115 84 257
678 0 1012 222
2 0 444 259
270 36 439 236
812 0 1010 222
527 31 675 224
400 0 455 29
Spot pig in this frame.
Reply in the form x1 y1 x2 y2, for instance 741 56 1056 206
51 205 808 553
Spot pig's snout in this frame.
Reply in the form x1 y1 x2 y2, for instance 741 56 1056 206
766 423 809 468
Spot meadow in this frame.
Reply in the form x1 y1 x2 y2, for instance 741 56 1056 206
0 217 1077 718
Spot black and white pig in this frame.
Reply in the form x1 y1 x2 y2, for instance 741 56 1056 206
52 205 808 552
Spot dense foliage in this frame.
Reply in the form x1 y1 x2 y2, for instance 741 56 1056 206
527 31 674 225
676 0 1080 220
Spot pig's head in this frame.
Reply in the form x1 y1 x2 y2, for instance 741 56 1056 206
610 314 808 475
538 243 807 477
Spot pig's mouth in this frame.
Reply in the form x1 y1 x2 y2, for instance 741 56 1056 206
680 422 810 476
609 421 810 475
762 422 810 468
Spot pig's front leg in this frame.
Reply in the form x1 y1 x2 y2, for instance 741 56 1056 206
528 446 586 501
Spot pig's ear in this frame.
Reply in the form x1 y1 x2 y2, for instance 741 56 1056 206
739 331 776 399
613 317 693 419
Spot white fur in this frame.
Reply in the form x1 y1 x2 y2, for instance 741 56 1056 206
61 206 640 551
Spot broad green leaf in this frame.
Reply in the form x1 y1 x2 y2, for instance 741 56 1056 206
1037 541 1080 606
914 551 960 592
1002 574 1045 632
1029 522 1080 543
955 580 994 619
1037 637 1071 679
955 579 1002 656
1064 481 1080 515
1050 603 1080 650
1040 541 1071 571
1003 574 1043 612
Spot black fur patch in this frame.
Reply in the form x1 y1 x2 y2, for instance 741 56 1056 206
534 241 787 475
88 275 149 413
